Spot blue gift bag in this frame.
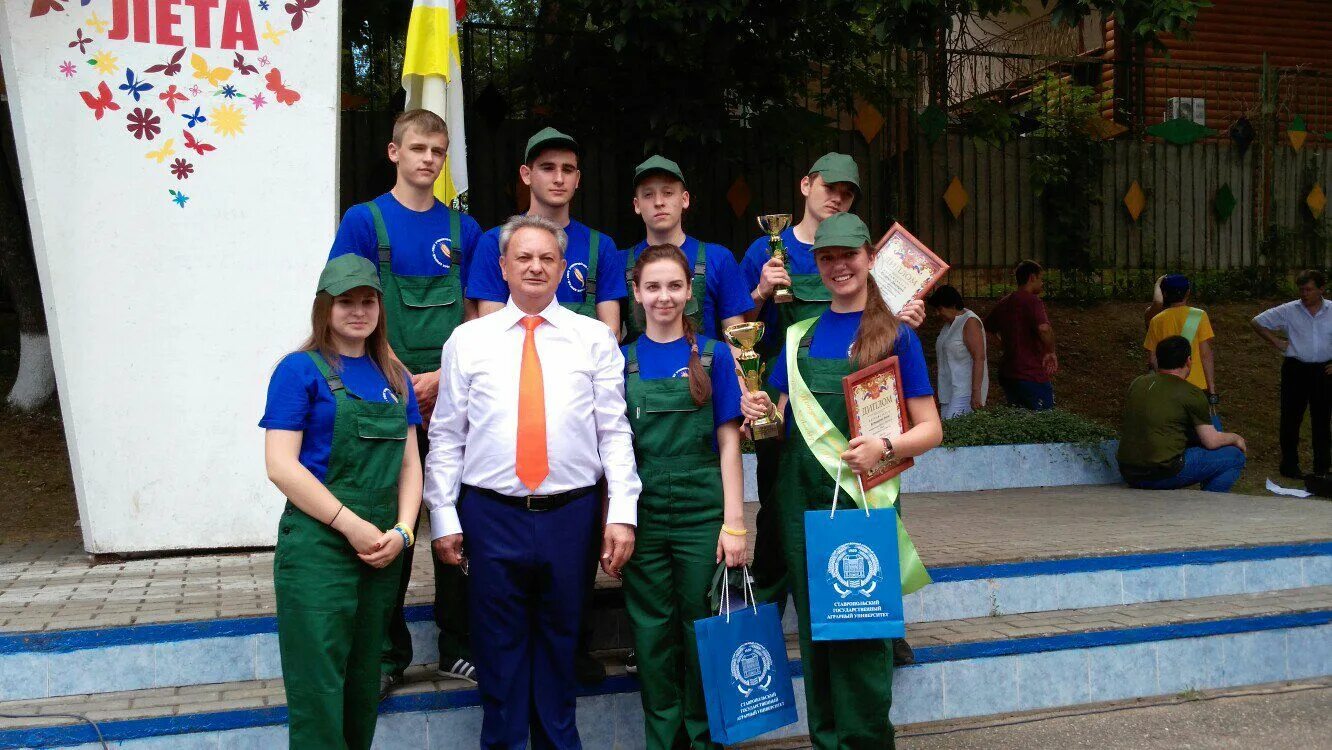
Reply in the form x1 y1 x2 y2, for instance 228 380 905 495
694 567 799 745
804 479 905 641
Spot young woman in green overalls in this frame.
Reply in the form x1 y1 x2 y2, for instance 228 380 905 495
742 213 941 750
261 255 423 749
623 244 748 750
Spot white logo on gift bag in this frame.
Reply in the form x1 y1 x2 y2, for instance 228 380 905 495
729 642 774 696
827 542 881 598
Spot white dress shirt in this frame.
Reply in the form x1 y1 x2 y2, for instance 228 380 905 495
1254 298 1332 363
424 297 641 538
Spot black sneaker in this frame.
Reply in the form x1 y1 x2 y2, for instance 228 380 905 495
891 638 915 667
379 672 403 700
624 649 638 675
436 657 478 684
576 650 606 685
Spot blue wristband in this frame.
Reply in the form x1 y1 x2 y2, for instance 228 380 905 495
394 526 412 549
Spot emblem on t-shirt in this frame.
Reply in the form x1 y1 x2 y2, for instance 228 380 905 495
673 366 690 378
565 262 589 293
729 641 774 696
430 237 453 271
381 387 400 404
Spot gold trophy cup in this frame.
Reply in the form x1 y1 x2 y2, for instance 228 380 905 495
725 322 782 440
757 213 794 304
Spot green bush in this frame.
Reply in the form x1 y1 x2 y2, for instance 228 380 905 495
941 406 1117 448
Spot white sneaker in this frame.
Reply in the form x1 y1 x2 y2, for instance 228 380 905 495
436 658 478 684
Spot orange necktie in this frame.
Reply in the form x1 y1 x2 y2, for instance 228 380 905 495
516 315 549 491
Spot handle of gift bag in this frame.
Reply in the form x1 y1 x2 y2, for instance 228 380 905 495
830 460 872 519
718 564 759 623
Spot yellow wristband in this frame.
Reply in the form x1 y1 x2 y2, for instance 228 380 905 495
394 523 415 548
721 525 748 537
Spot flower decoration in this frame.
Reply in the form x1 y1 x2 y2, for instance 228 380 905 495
126 107 161 140
208 104 246 137
188 85 202 97
59 61 78 78
86 11 109 34
218 84 241 99
250 92 267 109
170 158 194 180
69 28 91 54
90 50 120 75
169 189 189 208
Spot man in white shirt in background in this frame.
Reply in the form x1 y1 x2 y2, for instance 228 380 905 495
424 214 640 749
1251 269 1332 479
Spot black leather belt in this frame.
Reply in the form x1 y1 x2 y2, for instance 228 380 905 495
465 484 596 512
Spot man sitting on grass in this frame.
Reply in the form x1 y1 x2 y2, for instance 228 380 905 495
1118 336 1247 493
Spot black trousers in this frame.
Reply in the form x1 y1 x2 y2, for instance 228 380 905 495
1279 358 1332 475
382 429 471 676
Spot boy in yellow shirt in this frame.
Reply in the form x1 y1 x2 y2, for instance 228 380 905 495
1145 274 1220 427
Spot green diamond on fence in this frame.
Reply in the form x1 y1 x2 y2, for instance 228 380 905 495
1214 184 1236 222
1146 116 1217 145
918 105 947 145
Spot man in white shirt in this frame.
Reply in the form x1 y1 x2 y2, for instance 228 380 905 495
1251 269 1332 478
425 214 640 748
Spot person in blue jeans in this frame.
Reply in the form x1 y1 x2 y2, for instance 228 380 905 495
1118 336 1248 492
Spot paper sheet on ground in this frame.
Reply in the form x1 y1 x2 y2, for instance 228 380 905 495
1265 478 1312 498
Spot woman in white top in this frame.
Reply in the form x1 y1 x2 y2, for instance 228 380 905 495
929 285 988 419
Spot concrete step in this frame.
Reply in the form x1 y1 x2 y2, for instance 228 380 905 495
2 540 1327 703
3 586 1328 749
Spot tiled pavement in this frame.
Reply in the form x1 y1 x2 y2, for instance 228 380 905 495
2 486 1329 633
3 585 1327 729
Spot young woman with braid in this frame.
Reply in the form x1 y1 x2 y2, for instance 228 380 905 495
741 213 941 750
622 244 747 750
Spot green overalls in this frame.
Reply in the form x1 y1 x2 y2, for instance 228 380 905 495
774 332 897 750
275 352 408 750
751 269 833 606
561 230 604 318
622 339 725 750
623 241 708 342
364 201 470 677
365 201 464 375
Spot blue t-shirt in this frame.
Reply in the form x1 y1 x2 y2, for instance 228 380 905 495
467 219 627 306
623 335 743 448
768 310 933 402
328 192 484 290
739 226 820 351
260 352 421 483
625 237 755 339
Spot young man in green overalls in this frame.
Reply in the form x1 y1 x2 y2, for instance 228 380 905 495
737 153 861 611
328 109 484 694
469 128 627 333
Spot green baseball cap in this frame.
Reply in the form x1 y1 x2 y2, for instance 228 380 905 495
808 152 861 191
633 154 686 187
318 254 382 296
524 127 579 163
810 212 872 251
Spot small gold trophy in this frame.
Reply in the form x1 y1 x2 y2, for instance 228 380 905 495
757 213 794 304
725 322 782 440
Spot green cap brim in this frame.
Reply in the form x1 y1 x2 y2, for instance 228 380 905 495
525 130 579 164
318 254 383 296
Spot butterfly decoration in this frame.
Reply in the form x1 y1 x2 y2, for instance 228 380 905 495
182 107 207 128
86 11 110 34
285 0 319 31
79 81 120 120
191 53 232 88
261 21 288 46
145 48 187 77
68 28 91 55
265 68 300 106
158 85 188 113
118 69 153 101
30 0 66 18
144 138 176 164
233 53 259 76
182 130 217 156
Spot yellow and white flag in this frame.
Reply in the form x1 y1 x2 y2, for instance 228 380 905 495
402 0 468 204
